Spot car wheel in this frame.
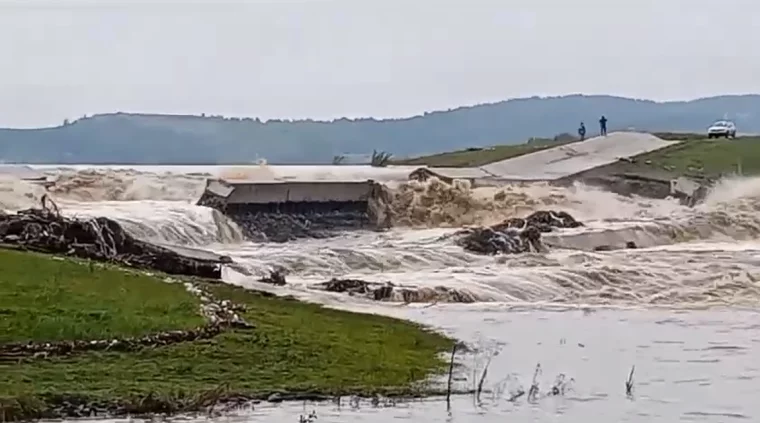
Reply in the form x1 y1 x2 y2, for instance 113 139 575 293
708 134 713 139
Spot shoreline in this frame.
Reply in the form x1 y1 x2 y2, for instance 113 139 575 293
0 248 457 422
3 132 754 421
5 387 478 421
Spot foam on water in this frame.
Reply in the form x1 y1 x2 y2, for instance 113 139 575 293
0 174 48 211
44 168 210 202
62 200 245 246
5 165 760 421
4 166 760 308
214 174 760 307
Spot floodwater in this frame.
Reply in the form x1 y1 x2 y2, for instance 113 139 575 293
2 164 760 422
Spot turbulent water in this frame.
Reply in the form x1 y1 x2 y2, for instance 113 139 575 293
5 164 760 422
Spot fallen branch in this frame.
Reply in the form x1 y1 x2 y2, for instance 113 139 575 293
446 342 458 412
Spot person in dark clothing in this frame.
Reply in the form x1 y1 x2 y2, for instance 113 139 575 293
578 122 586 140
599 115 608 136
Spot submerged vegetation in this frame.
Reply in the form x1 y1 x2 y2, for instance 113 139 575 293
0 249 454 421
370 150 393 167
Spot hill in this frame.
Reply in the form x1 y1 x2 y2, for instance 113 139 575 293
1 94 759 164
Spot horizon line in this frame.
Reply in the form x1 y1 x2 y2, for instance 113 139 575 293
2 92 758 130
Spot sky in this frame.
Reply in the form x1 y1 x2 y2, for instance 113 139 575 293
1 0 759 127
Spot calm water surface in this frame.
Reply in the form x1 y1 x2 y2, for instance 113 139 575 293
79 307 758 423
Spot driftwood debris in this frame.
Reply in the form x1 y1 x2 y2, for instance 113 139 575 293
0 283 253 362
312 278 477 303
453 210 583 255
0 196 231 279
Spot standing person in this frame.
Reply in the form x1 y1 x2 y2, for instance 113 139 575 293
578 122 586 141
599 115 608 136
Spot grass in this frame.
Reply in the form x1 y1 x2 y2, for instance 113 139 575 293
632 136 760 178
392 132 760 179
0 250 454 419
0 249 203 344
392 139 576 167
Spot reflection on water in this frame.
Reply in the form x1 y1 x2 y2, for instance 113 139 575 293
81 308 758 423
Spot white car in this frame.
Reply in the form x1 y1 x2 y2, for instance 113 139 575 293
707 120 737 139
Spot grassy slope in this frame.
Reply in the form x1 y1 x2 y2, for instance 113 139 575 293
395 133 760 177
0 250 453 418
392 139 575 167
633 136 760 178
0 249 203 344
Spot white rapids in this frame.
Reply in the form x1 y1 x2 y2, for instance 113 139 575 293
5 164 760 422
5 164 760 308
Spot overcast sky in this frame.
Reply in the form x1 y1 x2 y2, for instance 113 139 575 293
1 0 759 127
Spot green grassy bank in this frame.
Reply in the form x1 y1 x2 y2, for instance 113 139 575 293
632 135 760 178
0 249 454 421
396 133 760 178
394 133 760 178
392 138 575 167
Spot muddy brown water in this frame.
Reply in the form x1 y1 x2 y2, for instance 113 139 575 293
3 166 759 422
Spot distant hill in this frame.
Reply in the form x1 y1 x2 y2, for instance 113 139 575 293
1 94 758 164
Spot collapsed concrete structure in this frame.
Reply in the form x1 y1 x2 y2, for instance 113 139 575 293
195 132 713 243
407 167 498 187
196 178 390 242
409 132 712 206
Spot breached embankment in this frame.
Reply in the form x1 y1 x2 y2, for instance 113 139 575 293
0 168 724 257
4 162 711 250
191 173 695 255
4 166 760 307
192 175 597 243
211 173 760 307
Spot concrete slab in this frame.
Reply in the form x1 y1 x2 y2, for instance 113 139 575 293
480 132 679 181
412 167 494 180
199 178 378 205
408 167 502 187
